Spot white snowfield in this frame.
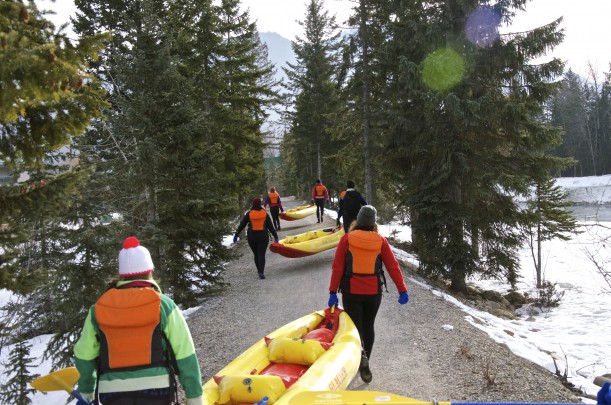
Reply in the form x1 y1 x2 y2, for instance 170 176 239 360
555 175 611 204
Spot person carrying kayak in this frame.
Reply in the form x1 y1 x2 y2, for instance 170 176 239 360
263 187 284 231
234 197 279 279
326 205 409 384
311 179 330 224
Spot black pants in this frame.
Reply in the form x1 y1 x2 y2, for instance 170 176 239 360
98 388 175 404
314 199 325 221
247 231 270 275
343 214 356 232
341 293 382 358
100 398 173 405
269 206 281 230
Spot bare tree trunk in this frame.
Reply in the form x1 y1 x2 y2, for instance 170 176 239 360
360 0 373 204
536 222 543 288
317 142 322 180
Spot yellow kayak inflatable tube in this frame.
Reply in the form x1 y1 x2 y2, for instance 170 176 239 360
279 204 316 221
270 226 345 258
203 308 361 405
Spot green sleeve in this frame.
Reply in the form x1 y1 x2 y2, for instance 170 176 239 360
162 298 203 399
73 307 99 396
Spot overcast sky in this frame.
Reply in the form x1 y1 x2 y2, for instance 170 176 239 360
240 0 611 76
39 0 611 76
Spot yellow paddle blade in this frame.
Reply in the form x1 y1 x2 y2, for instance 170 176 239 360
30 367 80 393
289 391 446 405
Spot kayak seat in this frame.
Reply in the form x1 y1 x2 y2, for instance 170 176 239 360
259 363 309 389
266 337 333 366
303 328 335 343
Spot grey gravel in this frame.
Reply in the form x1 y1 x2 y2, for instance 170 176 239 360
186 198 583 404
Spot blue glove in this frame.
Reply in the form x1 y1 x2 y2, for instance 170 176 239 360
254 396 269 405
75 398 92 405
598 382 611 405
398 291 409 305
280 207 284 212
311 199 314 204
233 234 238 243
328 292 339 308
274 237 279 243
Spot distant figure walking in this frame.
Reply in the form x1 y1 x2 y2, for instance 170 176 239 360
234 198 279 279
311 179 330 223
338 180 367 232
263 187 284 230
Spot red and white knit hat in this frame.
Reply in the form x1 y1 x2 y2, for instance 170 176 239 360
118 236 154 276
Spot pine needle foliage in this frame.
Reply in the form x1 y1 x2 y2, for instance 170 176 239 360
281 0 345 195
0 336 39 404
0 0 109 224
372 0 567 292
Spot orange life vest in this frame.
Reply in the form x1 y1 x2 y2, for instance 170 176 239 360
249 209 267 231
94 287 165 371
341 230 387 294
346 231 383 275
268 191 280 206
314 185 326 198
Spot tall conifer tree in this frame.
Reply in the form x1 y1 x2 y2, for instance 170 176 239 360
282 0 344 193
377 0 567 292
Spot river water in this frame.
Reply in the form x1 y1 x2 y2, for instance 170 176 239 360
567 204 611 222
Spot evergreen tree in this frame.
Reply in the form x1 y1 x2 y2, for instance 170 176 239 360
282 0 345 194
0 1 106 249
72 0 277 305
0 336 40 404
377 0 566 292
0 0 108 289
549 70 589 176
524 175 578 288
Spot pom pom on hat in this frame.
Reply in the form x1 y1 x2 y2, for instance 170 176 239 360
118 236 154 276
357 205 377 228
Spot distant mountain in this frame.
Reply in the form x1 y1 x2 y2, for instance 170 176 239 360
259 32 295 84
257 32 295 157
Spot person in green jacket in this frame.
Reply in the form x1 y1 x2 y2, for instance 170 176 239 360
74 236 204 405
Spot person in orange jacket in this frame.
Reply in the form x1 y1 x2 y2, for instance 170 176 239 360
311 179 330 223
263 187 284 231
234 198 279 279
327 205 409 384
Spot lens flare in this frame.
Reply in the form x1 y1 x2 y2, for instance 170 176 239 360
465 6 501 47
421 48 465 92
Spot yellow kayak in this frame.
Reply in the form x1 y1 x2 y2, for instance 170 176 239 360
279 204 316 221
269 226 345 258
202 308 361 405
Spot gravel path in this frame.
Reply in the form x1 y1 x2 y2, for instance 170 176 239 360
186 198 582 404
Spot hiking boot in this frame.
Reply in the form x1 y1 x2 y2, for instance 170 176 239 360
258 273 266 279
359 354 372 383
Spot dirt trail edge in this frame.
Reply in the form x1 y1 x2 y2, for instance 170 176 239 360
186 198 581 404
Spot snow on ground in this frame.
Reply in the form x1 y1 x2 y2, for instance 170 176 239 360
1 176 610 403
